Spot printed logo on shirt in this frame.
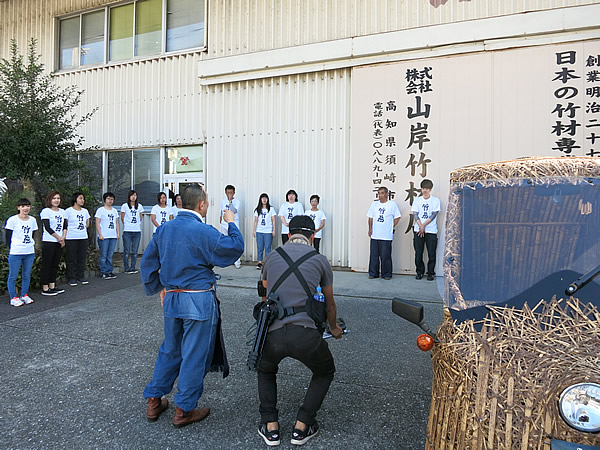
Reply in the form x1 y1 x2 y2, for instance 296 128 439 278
160 210 167 224
108 213 115 229
310 214 316 221
260 212 267 226
377 207 386 223
77 214 85 230
422 203 430 220
54 216 63 233
287 207 294 220
22 225 31 244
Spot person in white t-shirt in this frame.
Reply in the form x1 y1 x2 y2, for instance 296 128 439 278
252 193 276 269
121 189 144 274
305 194 326 253
171 194 184 218
65 192 91 286
367 186 401 280
220 184 242 268
151 192 173 233
95 192 120 279
5 198 38 306
412 179 441 281
279 189 304 245
40 190 67 296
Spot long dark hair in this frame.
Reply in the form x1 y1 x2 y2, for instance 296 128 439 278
127 190 139 209
255 193 271 215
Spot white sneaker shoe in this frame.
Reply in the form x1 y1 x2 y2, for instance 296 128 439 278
235 261 241 269
21 295 34 304
10 297 24 307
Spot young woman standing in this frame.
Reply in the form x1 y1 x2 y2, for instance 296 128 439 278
151 192 173 233
278 189 304 245
253 193 277 269
95 192 119 279
64 192 91 286
5 198 38 306
40 191 66 296
121 190 144 274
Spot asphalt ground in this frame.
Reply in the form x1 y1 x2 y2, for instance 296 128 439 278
1 264 444 449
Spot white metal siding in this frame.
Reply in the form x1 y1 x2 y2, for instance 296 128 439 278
206 0 600 58
203 69 352 267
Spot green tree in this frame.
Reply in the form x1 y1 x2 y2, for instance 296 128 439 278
0 39 96 201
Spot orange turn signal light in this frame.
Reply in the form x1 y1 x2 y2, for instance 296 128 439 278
417 334 435 352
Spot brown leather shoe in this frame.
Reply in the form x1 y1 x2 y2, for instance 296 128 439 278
146 397 169 422
172 406 210 428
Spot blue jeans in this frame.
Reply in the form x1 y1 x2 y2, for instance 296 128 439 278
97 237 117 275
256 232 273 261
7 253 35 298
122 231 141 271
143 293 219 412
369 239 393 278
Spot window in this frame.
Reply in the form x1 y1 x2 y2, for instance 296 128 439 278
107 151 133 204
79 152 103 203
58 0 206 70
133 149 161 206
165 146 204 174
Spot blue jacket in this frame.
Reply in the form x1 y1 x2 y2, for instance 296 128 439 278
141 210 244 296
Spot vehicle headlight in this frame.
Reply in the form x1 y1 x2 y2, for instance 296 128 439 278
558 382 600 433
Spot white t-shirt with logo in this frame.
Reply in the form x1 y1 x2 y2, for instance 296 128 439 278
121 203 145 232
151 205 173 233
305 209 326 239
40 207 66 243
65 207 90 240
367 200 402 241
278 202 304 234
220 198 240 227
5 215 38 255
411 195 441 234
95 207 119 238
254 207 277 233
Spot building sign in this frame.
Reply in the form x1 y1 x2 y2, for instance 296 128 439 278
351 39 600 273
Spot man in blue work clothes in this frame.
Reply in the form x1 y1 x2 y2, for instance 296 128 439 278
141 184 244 428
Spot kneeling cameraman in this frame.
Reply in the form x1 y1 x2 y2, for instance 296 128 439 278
256 215 342 447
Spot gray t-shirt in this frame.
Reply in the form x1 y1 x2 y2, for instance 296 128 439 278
262 241 333 331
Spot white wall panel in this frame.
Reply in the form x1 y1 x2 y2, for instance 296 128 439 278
206 0 600 58
203 69 352 267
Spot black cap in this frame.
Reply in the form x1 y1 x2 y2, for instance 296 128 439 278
289 215 315 234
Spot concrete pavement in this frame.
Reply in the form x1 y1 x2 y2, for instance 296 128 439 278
1 265 443 449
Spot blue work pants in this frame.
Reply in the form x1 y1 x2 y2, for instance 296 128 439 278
368 239 393 278
97 237 117 275
7 253 35 298
122 231 141 271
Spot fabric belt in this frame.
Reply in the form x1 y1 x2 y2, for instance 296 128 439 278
166 287 214 293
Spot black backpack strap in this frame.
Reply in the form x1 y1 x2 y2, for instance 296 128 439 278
273 247 317 301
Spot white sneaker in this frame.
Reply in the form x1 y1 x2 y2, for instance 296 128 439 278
10 297 24 307
235 261 241 269
21 295 34 304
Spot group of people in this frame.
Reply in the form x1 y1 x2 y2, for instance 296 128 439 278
4 188 190 307
367 179 441 281
140 183 342 447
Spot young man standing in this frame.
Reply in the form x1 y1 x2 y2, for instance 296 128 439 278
412 179 441 281
367 186 401 280
220 184 242 268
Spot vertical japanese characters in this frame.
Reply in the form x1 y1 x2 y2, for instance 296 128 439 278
372 101 398 201
584 52 600 156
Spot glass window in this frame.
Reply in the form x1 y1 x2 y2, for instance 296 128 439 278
110 4 134 61
81 10 105 66
59 16 79 69
107 151 133 204
165 146 204 174
135 0 162 56
79 152 104 204
133 149 161 206
166 0 205 52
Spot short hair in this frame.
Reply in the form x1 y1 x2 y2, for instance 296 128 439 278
71 192 85 206
420 179 434 189
103 192 115 202
156 192 167 203
17 198 31 207
286 189 298 202
289 215 315 239
45 190 61 207
225 185 235 192
378 186 389 194
182 184 207 210
310 194 320 203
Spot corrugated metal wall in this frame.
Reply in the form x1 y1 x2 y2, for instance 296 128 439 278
203 69 352 267
206 0 600 58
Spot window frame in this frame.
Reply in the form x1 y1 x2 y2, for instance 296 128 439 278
56 0 207 72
